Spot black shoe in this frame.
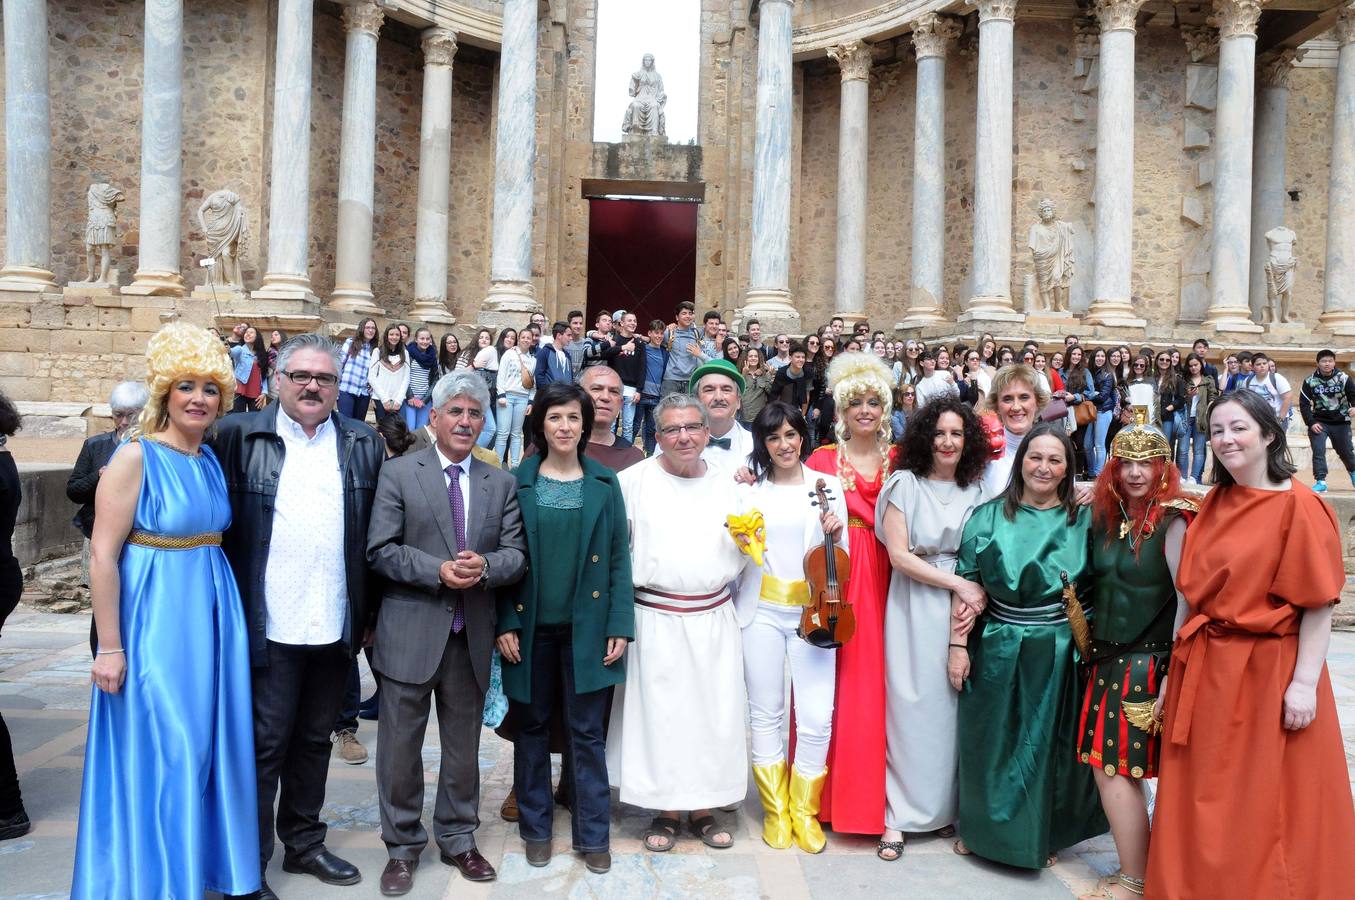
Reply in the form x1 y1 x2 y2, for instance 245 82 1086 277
281 849 362 886
256 880 279 900
0 807 31 841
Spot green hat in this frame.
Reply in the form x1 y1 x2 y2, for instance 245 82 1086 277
688 357 745 393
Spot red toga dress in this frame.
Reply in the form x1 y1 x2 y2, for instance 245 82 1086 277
1145 482 1355 899
801 445 893 834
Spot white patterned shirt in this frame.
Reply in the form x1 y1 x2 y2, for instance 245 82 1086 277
263 408 348 645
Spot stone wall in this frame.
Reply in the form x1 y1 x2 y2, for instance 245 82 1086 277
1285 64 1337 327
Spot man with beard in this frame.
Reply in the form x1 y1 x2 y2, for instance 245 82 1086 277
607 393 751 852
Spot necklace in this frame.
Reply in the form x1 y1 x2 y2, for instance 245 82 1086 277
1117 498 1157 549
145 435 201 457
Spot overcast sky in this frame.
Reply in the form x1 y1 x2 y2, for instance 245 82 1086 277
592 0 700 144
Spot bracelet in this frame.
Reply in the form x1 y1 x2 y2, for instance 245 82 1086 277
96 648 125 656
948 643 968 650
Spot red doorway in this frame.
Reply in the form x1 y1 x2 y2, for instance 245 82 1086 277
586 198 698 330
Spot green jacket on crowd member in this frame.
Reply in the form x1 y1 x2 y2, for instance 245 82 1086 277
496 453 635 703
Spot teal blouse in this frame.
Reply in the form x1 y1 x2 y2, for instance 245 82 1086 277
534 475 583 625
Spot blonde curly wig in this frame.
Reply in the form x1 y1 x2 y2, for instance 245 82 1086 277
136 322 236 436
827 351 895 490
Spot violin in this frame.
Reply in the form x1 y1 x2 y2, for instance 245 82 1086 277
799 478 855 649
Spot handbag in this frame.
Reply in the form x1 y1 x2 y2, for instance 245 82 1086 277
1074 399 1097 428
519 350 534 390
482 648 509 729
1040 397 1069 423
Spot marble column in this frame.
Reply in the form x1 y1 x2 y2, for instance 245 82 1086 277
1321 5 1355 335
124 0 186 296
329 1 384 315
0 0 57 291
902 14 961 327
741 0 801 331
829 40 872 324
1249 49 1300 323
411 29 459 325
1085 0 1146 327
483 0 540 314
256 0 318 302
1204 0 1268 334
962 0 1023 324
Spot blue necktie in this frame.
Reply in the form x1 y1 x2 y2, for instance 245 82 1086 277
444 464 466 633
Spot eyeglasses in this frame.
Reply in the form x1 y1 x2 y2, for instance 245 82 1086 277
659 423 708 437
281 370 339 387
902 391 916 397
442 406 485 421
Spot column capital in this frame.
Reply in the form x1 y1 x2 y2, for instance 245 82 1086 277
1210 0 1268 40
421 27 458 66
912 13 963 60
1336 3 1355 46
1181 23 1219 62
342 0 384 37
1257 47 1305 87
967 0 1017 25
828 40 873 82
1093 0 1145 34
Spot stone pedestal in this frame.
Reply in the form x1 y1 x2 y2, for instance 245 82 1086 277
1263 321 1307 340
189 283 249 304
1024 311 1081 333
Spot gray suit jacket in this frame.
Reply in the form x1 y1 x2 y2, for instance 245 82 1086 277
366 444 527 691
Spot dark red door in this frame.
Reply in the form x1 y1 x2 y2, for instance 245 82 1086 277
586 198 698 329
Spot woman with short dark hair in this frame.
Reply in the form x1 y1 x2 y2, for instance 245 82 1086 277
495 383 633 874
951 423 1106 869
875 398 990 861
1146 390 1355 897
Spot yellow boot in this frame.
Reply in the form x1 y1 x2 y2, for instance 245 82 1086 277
789 767 828 854
752 760 793 849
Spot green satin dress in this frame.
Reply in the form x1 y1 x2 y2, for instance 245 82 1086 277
954 500 1108 869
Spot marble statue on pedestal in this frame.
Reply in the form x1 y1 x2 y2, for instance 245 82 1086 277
81 183 124 285
197 190 248 288
622 54 666 137
1028 198 1075 312
1263 225 1298 323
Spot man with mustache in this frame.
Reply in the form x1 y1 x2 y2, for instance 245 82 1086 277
689 359 753 472
212 333 386 899
366 371 526 895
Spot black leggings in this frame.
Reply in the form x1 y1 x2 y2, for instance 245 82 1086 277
0 710 21 817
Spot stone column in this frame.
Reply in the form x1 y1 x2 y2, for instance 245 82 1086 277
328 1 385 315
902 14 962 327
741 0 801 332
962 0 1024 324
124 0 186 296
483 0 540 316
1084 0 1146 327
0 0 57 291
255 0 318 302
1249 49 1300 324
828 40 872 324
1204 0 1268 334
411 29 459 325
1321 5 1355 335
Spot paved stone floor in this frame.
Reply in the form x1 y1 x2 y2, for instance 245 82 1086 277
3 609 1355 899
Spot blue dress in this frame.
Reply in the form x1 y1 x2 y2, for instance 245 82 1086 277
72 438 260 898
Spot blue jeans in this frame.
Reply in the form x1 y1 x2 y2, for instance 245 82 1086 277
615 390 637 444
1089 409 1113 476
476 402 497 449
636 395 660 455
494 393 529 468
337 391 369 422
402 399 431 432
1159 413 1176 452
1309 421 1355 481
1176 415 1209 481
512 625 610 852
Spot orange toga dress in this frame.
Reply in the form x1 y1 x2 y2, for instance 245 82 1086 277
802 445 893 834
1145 482 1355 899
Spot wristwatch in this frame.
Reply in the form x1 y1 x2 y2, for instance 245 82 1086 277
477 558 491 587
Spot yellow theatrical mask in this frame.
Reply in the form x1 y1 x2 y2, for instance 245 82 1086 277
726 509 767 568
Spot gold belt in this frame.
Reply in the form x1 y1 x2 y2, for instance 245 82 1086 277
848 516 869 530
760 573 811 608
126 529 222 550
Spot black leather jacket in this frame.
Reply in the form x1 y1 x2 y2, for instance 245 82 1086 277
210 405 384 667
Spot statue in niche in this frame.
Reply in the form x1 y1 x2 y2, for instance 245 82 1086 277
81 183 125 285
197 190 249 288
1263 225 1298 323
622 53 666 137
1028 198 1075 312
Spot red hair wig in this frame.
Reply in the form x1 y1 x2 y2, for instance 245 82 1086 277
1090 456 1184 556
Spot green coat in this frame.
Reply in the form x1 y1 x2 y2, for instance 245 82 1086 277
496 455 634 702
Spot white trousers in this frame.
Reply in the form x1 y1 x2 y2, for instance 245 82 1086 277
741 602 836 778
